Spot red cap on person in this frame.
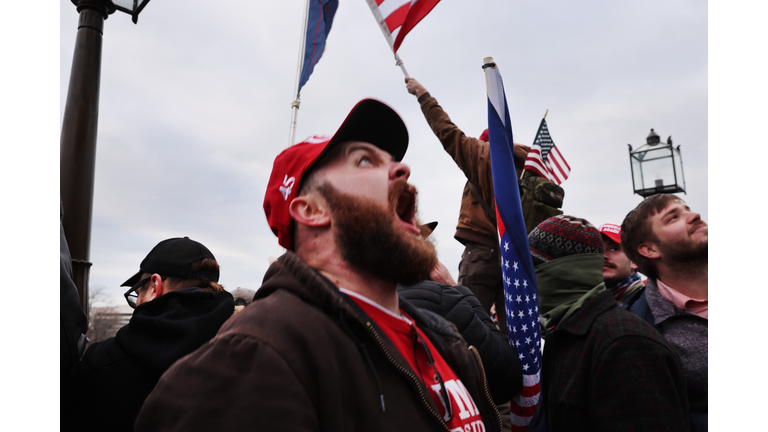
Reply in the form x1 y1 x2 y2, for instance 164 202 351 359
479 129 489 142
263 99 409 250
598 223 622 244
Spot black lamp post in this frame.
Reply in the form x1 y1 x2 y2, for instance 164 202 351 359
60 0 153 318
627 129 686 198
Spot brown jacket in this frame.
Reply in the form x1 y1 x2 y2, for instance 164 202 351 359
135 252 502 432
418 94 528 248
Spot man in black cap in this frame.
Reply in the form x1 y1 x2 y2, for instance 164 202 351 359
62 237 235 432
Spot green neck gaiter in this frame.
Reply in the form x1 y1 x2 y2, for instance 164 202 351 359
535 254 606 330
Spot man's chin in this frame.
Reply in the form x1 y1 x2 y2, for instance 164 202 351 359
321 182 437 286
603 270 629 287
602 268 615 280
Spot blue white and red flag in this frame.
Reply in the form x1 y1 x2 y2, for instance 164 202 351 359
483 58 545 432
298 0 339 92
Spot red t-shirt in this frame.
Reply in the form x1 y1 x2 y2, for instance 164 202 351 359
341 289 486 432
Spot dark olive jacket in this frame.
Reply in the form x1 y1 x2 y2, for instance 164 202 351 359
135 252 502 432
538 256 690 431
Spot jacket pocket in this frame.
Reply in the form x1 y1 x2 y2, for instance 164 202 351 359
466 249 495 264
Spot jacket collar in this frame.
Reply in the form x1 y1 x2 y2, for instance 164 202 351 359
256 252 458 351
555 290 620 336
256 252 352 313
535 254 605 329
644 278 701 324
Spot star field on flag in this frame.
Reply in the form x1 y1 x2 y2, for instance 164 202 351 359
483 57 545 432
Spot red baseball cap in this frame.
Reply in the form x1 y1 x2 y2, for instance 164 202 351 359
479 129 489 141
598 223 622 244
263 98 409 250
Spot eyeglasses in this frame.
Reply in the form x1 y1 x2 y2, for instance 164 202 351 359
123 277 151 309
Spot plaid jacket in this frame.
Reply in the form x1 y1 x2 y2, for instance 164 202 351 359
542 289 690 431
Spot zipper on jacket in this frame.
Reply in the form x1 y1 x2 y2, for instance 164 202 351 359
469 345 503 432
364 322 450 432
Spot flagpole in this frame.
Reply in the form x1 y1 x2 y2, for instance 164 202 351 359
288 0 311 147
365 0 410 78
394 52 409 78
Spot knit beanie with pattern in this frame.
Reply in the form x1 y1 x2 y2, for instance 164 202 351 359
528 215 604 266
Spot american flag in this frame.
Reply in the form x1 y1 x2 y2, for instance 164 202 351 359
484 58 545 432
365 0 441 52
523 118 570 185
298 0 339 92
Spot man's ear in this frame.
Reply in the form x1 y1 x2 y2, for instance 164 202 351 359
637 242 660 261
149 273 165 301
289 194 331 228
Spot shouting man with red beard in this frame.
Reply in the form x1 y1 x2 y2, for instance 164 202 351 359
135 99 503 432
621 194 708 432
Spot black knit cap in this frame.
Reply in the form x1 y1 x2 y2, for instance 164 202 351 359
121 237 219 287
528 215 604 266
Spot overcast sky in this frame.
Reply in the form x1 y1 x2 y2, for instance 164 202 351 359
55 1 711 307
4 0 768 428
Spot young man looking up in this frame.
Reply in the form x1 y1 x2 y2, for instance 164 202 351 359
622 194 708 432
136 99 503 432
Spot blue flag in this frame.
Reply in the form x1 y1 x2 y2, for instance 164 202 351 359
484 59 545 432
298 0 339 92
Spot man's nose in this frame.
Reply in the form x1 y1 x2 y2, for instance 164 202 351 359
389 161 410 181
687 211 701 225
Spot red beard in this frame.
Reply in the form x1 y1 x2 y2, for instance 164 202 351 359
317 181 437 286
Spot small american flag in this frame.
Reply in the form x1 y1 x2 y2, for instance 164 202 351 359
524 118 570 185
365 0 441 52
484 59 545 432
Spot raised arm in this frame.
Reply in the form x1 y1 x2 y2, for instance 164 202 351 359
405 77 495 210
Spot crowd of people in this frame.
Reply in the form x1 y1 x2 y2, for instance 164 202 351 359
60 79 708 432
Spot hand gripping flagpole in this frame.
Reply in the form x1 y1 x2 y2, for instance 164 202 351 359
289 0 311 147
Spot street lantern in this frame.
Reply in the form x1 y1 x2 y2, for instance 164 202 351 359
627 129 686 198
112 0 153 23
61 0 155 319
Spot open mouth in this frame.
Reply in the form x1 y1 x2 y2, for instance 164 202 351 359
394 186 421 235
